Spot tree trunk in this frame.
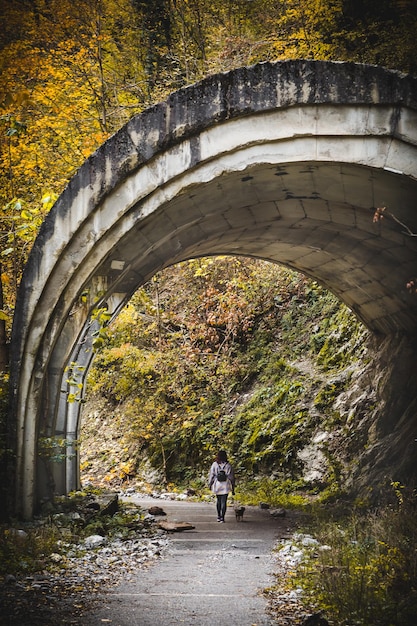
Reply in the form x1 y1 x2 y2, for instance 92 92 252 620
0 263 8 372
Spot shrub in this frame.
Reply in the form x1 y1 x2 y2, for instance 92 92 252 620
290 485 417 625
0 524 61 576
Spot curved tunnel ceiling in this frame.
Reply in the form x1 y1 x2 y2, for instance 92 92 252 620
96 159 417 334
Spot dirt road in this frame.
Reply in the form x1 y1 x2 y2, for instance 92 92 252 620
84 498 295 626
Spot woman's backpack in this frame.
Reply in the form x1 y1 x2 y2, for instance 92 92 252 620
217 463 227 482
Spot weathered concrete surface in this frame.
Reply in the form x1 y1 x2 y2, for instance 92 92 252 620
83 498 295 626
8 60 417 518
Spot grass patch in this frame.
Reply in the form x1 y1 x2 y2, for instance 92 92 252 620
234 476 313 509
0 523 61 576
284 483 417 625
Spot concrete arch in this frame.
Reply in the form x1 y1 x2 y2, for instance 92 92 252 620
9 59 417 518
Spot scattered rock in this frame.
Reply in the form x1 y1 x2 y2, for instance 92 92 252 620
0 504 170 625
4 574 16 584
67 511 82 520
158 520 195 532
148 506 166 516
96 493 119 517
158 492 179 500
7 528 28 543
85 501 100 512
293 533 319 547
270 508 286 517
84 534 106 549
300 612 329 625
277 543 305 567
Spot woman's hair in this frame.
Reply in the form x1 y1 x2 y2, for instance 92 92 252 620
216 450 228 463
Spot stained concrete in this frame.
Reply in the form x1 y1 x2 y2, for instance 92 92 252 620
8 60 417 518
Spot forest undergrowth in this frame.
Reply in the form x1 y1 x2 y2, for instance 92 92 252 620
281 483 417 626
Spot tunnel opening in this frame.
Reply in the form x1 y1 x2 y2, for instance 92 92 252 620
77 255 370 504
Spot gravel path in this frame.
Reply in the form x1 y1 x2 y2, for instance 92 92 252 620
1 497 311 625
82 497 300 626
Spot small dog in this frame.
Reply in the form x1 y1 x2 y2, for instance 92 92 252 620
234 505 245 521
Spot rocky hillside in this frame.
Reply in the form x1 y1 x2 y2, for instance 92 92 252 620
79 259 417 503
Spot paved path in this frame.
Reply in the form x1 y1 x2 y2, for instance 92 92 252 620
84 498 293 626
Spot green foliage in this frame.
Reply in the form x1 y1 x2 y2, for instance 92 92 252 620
313 303 368 371
84 257 368 492
0 524 61 576
64 361 86 404
91 306 113 352
235 476 311 509
290 486 417 625
81 506 144 540
0 494 150 576
228 372 311 475
38 437 77 463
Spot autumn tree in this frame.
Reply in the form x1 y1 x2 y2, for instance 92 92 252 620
0 0 144 356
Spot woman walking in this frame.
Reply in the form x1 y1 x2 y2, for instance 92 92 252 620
208 450 235 522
